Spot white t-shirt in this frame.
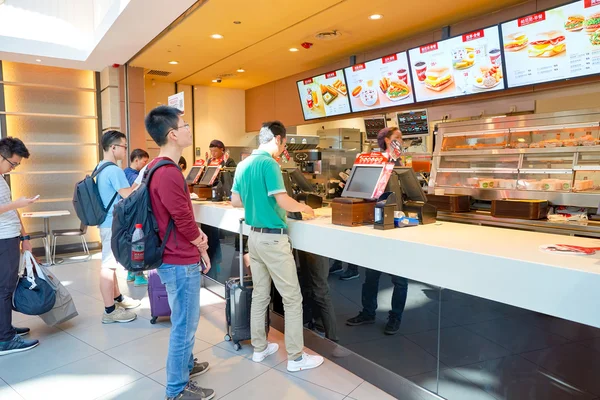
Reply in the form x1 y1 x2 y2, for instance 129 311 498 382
134 164 148 186
0 175 21 239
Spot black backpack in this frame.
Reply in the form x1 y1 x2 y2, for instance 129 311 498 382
73 162 119 226
111 160 181 272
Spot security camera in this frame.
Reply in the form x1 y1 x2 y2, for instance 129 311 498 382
212 77 222 83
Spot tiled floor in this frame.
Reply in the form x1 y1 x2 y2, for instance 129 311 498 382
0 256 394 400
327 265 600 400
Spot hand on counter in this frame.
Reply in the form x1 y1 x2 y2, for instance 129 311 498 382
302 205 315 219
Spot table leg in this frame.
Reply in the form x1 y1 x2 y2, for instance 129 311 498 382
43 217 52 266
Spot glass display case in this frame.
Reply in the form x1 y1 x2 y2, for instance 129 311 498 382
430 109 600 208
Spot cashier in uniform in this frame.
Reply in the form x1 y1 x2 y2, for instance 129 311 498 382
207 140 237 168
344 127 409 336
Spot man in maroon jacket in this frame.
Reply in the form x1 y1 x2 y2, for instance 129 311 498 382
145 105 214 400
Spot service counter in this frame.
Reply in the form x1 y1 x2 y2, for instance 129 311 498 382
193 200 600 329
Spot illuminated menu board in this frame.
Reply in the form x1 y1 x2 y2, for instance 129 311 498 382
296 70 352 120
407 26 505 102
344 52 415 112
501 0 600 88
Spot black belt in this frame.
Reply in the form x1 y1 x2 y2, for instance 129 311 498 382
251 227 288 235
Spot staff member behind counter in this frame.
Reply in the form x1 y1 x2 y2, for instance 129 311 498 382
207 140 236 168
338 127 409 336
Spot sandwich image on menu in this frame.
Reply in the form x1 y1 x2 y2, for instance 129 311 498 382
501 0 600 88
424 66 454 92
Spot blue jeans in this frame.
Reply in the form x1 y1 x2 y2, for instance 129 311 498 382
362 267 408 320
157 263 202 397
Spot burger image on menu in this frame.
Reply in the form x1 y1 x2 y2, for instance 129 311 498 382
527 30 566 57
585 12 600 33
424 66 453 92
565 14 585 32
504 32 529 51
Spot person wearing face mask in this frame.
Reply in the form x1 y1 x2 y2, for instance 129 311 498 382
342 127 409 335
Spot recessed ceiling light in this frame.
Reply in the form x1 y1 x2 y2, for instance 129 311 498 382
237 68 245 73
369 14 383 20
212 79 218 83
35 59 42 62
211 34 224 39
233 21 241 25
169 61 178 65
289 48 299 52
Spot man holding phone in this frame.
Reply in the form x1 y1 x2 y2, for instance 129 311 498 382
0 137 40 355
144 106 214 400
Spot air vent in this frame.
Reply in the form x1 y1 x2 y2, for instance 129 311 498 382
147 70 172 76
315 30 341 40
219 73 237 79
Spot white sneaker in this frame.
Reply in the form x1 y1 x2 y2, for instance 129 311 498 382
252 342 279 363
287 352 324 372
116 296 141 310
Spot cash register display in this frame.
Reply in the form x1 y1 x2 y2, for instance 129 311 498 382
393 167 427 202
198 166 220 186
287 168 314 193
185 166 202 185
341 165 384 200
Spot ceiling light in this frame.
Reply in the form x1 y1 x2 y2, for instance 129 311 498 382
289 48 299 52
369 14 383 20
35 59 41 62
233 21 241 24
169 61 178 65
211 34 224 39
237 68 245 73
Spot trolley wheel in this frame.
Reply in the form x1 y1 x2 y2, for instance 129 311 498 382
150 317 158 325
224 334 231 342
233 342 242 351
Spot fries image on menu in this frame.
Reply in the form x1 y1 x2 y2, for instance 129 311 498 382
332 79 347 95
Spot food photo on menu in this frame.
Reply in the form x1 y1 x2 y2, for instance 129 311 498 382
407 26 505 102
344 52 415 113
296 69 351 120
501 0 600 88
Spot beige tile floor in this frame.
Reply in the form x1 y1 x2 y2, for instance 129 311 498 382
0 255 395 400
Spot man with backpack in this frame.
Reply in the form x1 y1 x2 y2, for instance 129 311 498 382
0 137 40 356
96 130 141 324
144 106 214 400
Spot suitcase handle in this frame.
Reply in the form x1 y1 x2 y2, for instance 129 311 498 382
239 218 245 286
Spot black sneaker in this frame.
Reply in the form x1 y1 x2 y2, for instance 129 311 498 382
329 262 343 275
14 327 30 337
189 358 210 378
384 315 401 335
0 334 39 356
166 381 215 400
340 269 360 281
346 312 376 326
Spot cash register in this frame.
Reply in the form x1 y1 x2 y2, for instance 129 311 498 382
282 169 322 220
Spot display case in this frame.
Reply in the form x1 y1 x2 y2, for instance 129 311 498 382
430 109 600 208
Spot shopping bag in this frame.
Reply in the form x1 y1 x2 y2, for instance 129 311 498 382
12 251 56 315
39 281 78 326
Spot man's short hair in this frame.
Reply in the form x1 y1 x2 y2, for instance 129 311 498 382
130 149 150 163
145 106 182 147
258 121 286 145
179 156 187 170
101 130 126 151
0 137 30 159
209 139 225 150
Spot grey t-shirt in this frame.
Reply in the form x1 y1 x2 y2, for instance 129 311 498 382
0 175 21 239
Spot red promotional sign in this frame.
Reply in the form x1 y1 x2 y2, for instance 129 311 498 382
462 29 485 42
420 43 439 54
382 54 398 64
585 0 600 7
193 159 206 166
325 71 337 79
352 63 366 72
518 12 546 27
303 78 313 85
354 152 390 165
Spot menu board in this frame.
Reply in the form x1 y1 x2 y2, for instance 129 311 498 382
407 27 505 102
344 52 415 112
297 70 351 120
501 0 600 88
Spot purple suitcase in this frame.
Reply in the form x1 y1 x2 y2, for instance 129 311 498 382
148 269 171 324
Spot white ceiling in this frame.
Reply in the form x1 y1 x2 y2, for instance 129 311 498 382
0 0 197 71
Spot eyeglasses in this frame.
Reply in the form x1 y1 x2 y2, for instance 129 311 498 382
178 123 190 130
113 144 128 150
1 155 19 170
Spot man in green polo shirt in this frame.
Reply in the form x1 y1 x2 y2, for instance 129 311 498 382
231 121 323 372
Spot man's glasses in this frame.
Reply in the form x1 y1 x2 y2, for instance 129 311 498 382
113 144 128 150
167 123 190 137
1 155 19 170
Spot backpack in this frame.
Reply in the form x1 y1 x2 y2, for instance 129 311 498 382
72 162 119 226
111 159 182 272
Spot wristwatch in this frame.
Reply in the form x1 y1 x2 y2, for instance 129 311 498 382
19 235 30 241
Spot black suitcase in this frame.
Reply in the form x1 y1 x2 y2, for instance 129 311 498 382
224 218 268 351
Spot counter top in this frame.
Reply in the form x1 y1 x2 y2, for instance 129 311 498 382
193 200 600 328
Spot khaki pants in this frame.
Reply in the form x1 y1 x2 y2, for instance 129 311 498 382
248 231 304 360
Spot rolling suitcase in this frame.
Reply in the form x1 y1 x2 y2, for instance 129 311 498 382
148 269 171 324
224 218 268 351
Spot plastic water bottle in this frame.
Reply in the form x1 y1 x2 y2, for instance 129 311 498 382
131 224 144 269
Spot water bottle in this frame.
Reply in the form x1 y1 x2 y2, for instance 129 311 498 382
131 224 144 269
